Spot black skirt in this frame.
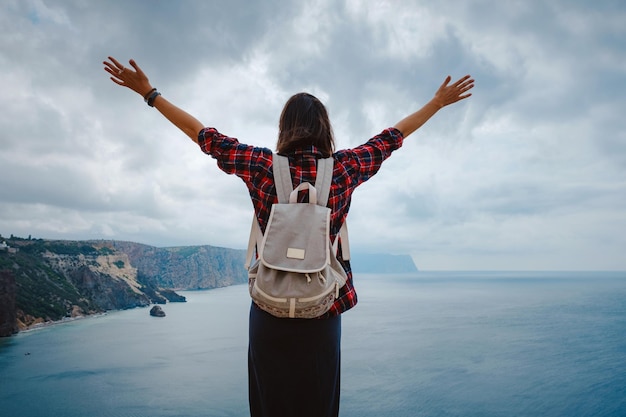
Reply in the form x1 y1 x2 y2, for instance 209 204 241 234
248 302 342 417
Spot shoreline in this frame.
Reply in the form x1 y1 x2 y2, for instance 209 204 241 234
19 312 109 334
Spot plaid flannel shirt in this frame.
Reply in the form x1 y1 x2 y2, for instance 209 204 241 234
198 127 404 317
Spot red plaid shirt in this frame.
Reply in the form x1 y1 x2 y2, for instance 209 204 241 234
198 127 404 317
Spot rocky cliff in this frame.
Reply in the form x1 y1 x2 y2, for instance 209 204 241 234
0 270 18 337
0 237 247 334
102 241 247 290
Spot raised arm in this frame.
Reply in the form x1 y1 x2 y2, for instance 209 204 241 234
103 57 204 143
393 75 474 138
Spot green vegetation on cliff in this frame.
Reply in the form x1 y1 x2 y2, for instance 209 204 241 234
0 235 247 334
0 241 98 327
0 249 93 321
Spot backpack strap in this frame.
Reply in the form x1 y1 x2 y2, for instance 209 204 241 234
336 222 351 261
315 157 350 260
245 216 261 269
272 154 293 204
274 154 333 207
314 157 333 207
246 153 293 268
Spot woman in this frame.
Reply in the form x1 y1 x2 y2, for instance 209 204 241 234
104 56 473 417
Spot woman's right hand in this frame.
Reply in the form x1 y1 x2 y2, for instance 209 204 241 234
103 56 154 98
431 75 474 109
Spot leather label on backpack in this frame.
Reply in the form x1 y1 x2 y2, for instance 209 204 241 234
286 247 306 260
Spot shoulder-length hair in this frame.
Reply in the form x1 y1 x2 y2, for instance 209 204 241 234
276 93 335 157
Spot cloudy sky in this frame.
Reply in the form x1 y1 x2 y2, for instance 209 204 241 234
1 0 624 270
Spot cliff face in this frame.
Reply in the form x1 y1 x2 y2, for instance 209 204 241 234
0 238 247 334
0 270 18 337
102 241 247 290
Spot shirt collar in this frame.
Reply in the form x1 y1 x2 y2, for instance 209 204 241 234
282 145 326 159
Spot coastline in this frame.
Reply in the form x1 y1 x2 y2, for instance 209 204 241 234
17 312 109 334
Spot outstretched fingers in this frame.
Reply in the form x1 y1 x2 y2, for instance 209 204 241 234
107 56 123 68
456 75 475 93
104 56 125 74
103 56 126 84
453 74 473 85
451 75 474 102
128 59 146 79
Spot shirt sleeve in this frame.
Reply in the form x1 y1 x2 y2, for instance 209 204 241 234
333 127 404 187
197 127 272 184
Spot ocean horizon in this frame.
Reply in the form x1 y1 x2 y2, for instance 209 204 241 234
1 271 625 416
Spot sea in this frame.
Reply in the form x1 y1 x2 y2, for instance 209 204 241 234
1 271 625 417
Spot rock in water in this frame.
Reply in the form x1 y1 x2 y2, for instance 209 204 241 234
149 305 166 317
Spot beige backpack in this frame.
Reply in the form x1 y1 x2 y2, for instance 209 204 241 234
245 154 348 318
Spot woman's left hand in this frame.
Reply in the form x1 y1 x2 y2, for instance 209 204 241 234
103 56 154 98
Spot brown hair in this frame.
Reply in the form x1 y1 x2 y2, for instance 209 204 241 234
276 93 335 157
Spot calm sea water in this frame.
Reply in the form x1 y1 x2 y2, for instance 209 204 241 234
1 271 625 417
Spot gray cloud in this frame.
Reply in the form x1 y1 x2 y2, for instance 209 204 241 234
1 0 625 270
